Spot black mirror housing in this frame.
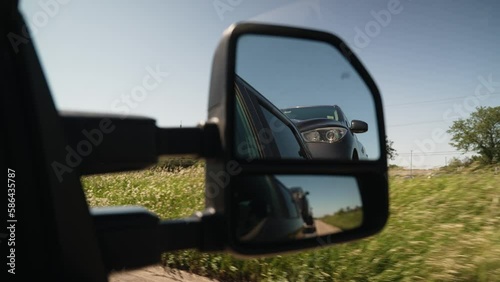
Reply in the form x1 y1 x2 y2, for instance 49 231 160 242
205 22 389 257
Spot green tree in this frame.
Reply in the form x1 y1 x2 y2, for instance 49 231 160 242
447 106 500 164
386 136 397 160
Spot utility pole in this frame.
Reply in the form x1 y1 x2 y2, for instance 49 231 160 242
445 156 447 167
410 150 413 178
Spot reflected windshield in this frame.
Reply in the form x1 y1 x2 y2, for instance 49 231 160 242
281 106 342 121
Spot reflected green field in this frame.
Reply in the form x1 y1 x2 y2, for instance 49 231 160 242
318 207 363 231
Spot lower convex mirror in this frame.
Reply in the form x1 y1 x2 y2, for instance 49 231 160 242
231 175 362 243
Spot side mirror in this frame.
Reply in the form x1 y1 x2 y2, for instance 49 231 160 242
351 120 368 134
206 23 388 257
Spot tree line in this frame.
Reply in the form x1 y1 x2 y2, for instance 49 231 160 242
386 106 499 165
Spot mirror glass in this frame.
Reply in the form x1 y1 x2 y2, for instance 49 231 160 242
232 175 363 243
234 35 380 161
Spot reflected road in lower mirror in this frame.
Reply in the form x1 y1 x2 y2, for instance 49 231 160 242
232 175 363 244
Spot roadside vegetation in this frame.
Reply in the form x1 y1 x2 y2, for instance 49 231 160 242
82 159 499 281
447 106 499 164
318 207 363 231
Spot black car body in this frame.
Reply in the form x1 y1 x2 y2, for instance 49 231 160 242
234 75 312 160
281 105 368 160
233 176 310 243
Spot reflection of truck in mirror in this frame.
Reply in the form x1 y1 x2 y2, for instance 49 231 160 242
233 176 315 243
290 187 316 234
281 105 368 160
234 75 312 160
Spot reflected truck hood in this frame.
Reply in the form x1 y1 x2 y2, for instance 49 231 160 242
292 118 347 132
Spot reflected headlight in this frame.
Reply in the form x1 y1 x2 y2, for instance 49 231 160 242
301 127 347 143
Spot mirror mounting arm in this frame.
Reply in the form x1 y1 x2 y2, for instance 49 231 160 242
157 122 221 159
60 112 222 175
91 207 225 272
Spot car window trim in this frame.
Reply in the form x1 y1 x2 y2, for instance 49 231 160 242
235 76 281 157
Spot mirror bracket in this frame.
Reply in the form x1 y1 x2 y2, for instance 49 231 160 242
157 127 202 156
60 112 222 176
91 206 225 272
157 122 222 159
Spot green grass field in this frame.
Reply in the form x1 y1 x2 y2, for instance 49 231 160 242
318 207 363 231
82 162 500 281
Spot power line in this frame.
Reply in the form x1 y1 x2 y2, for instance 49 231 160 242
385 92 500 108
388 119 450 128
387 96 469 107
398 150 462 154
385 93 500 127
397 151 468 156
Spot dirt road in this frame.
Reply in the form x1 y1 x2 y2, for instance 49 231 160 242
109 221 342 281
109 265 218 282
314 220 342 236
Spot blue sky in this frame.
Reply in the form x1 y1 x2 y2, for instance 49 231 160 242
276 175 362 218
20 0 500 168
